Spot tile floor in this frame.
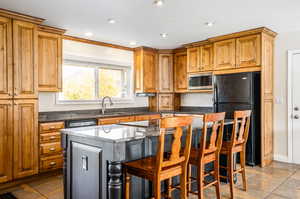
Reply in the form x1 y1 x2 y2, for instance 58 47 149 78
3 161 300 199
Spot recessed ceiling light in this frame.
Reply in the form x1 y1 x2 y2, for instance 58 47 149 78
84 32 93 37
205 22 214 27
160 33 168 38
129 41 137 46
108 18 116 24
153 0 164 7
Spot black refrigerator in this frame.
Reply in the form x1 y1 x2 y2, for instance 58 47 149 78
213 72 261 166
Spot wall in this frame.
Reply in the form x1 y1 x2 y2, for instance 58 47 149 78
38 39 148 112
273 30 300 162
181 93 213 107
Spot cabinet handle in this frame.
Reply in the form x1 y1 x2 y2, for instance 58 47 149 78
14 93 17 96
49 147 56 151
49 162 56 166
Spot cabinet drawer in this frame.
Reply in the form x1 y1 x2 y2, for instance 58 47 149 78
98 116 135 125
40 155 63 172
40 132 61 143
40 122 64 132
40 142 62 156
119 116 135 123
98 118 120 125
135 114 161 121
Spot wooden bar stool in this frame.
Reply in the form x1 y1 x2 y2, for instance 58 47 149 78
123 116 194 199
187 112 225 199
220 110 252 199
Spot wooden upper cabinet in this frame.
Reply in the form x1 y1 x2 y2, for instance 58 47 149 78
134 47 157 93
158 53 173 93
13 20 38 99
13 99 38 179
236 34 261 68
0 100 13 183
0 16 13 99
200 44 214 71
38 30 63 92
214 39 236 70
187 47 199 73
174 52 187 92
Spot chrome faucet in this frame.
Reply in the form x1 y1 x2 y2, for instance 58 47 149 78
101 96 113 114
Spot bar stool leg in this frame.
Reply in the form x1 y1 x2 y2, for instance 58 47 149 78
228 153 234 199
197 164 204 199
187 164 191 197
240 150 247 191
154 178 161 199
180 168 187 199
125 170 131 199
166 178 172 199
214 157 221 199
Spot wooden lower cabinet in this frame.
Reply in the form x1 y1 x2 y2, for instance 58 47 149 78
39 121 64 172
0 100 13 183
13 99 38 179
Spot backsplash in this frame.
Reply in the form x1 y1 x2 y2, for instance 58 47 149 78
38 92 148 112
180 93 213 107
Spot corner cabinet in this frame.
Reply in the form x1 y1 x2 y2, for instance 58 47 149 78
158 53 173 93
174 51 187 92
13 20 38 99
38 25 65 92
134 47 157 93
13 99 38 179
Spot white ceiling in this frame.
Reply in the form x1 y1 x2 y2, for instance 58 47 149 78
2 0 300 49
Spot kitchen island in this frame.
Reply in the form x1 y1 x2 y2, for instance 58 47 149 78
61 119 234 199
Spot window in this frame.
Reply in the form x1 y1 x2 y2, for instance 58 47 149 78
58 61 132 102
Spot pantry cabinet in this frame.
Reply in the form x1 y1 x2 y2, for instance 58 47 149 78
0 100 13 183
13 99 38 179
134 47 157 93
38 25 65 92
0 16 13 99
13 20 38 99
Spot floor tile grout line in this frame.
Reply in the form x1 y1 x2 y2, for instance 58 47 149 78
263 168 298 199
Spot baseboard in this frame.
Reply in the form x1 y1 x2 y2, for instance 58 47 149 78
274 154 290 163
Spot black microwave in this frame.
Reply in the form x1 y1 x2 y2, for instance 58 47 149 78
188 73 213 90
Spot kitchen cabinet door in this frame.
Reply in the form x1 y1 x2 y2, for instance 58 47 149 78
13 20 38 99
174 52 187 92
236 34 261 68
200 44 214 72
158 53 173 92
0 16 13 99
158 94 174 111
134 50 143 93
0 100 13 183
38 31 62 92
13 99 38 179
187 47 199 73
143 50 157 92
214 39 236 70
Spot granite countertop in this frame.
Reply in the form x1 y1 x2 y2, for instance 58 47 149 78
61 118 234 143
39 111 160 123
38 107 213 123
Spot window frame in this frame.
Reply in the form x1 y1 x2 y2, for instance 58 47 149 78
56 59 135 104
